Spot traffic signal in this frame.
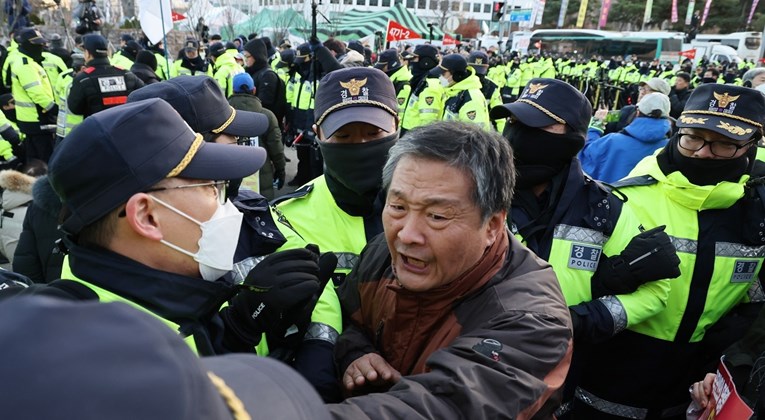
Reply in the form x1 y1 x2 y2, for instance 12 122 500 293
492 1 505 22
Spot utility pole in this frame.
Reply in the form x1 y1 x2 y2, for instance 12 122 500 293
497 0 512 51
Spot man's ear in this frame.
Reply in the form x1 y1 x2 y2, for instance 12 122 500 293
484 210 507 247
123 193 163 241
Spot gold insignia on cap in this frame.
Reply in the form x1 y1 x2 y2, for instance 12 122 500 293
475 58 483 65
340 77 368 96
679 115 708 125
717 121 753 136
527 83 548 94
713 92 740 108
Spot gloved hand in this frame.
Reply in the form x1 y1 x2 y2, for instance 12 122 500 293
221 245 323 350
274 170 285 190
591 225 681 298
267 245 337 361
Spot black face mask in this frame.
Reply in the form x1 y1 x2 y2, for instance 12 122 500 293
20 43 44 64
503 123 584 189
1 107 16 123
319 132 398 216
702 77 717 84
665 134 752 186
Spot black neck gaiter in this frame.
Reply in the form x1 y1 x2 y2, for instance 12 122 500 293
319 132 398 216
503 123 584 189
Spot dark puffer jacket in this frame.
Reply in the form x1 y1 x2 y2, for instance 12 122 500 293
13 176 64 283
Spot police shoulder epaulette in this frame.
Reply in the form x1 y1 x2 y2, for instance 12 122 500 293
21 57 28 65
83 67 96 74
269 183 314 207
611 175 656 188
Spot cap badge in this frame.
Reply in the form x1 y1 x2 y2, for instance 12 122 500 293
474 58 483 65
340 77 368 96
186 42 195 48
711 92 740 111
717 121 753 136
679 115 708 125
527 83 548 94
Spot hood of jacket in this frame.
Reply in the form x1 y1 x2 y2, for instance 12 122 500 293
623 117 671 144
31 176 62 219
445 70 483 94
628 151 747 211
0 170 34 210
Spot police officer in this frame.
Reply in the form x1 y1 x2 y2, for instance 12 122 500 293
374 48 411 121
54 53 84 145
170 39 211 78
400 44 441 134
18 98 332 360
491 79 681 416
468 50 503 131
110 40 141 70
430 54 490 128
274 67 401 400
67 34 143 118
8 28 57 163
208 41 243 97
574 84 765 419
286 42 322 186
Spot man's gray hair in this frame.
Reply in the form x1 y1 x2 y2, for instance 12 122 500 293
382 121 515 222
743 67 765 84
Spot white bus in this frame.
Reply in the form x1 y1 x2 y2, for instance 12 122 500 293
692 32 763 62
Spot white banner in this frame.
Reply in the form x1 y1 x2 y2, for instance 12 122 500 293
138 0 173 45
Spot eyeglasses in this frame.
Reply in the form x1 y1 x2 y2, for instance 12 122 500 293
678 131 757 158
145 181 228 205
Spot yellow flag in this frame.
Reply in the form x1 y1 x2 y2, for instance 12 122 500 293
576 0 589 27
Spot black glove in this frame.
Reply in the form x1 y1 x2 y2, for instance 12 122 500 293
274 170 285 190
221 245 323 351
267 245 337 361
591 225 681 298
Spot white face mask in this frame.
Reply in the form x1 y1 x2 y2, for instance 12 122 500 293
439 75 451 87
151 196 243 281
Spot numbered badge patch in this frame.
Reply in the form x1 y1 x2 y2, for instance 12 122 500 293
568 243 602 271
97 76 126 93
731 259 759 283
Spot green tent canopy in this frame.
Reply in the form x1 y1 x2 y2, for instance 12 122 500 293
317 3 446 42
228 9 309 39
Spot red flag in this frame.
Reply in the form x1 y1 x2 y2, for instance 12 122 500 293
386 20 421 42
679 49 696 59
442 33 457 45
171 11 186 22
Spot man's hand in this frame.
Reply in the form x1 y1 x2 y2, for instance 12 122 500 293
342 353 402 393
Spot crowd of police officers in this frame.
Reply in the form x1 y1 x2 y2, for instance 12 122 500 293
3 20 765 418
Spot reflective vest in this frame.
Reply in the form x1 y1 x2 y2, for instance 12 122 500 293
443 72 490 129
275 177 368 281
59 262 199 353
511 165 671 332
213 50 244 97
170 59 212 78
55 69 83 138
153 52 171 80
9 53 55 124
41 51 67 90
110 51 134 71
401 77 443 130
389 65 412 120
615 156 764 343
